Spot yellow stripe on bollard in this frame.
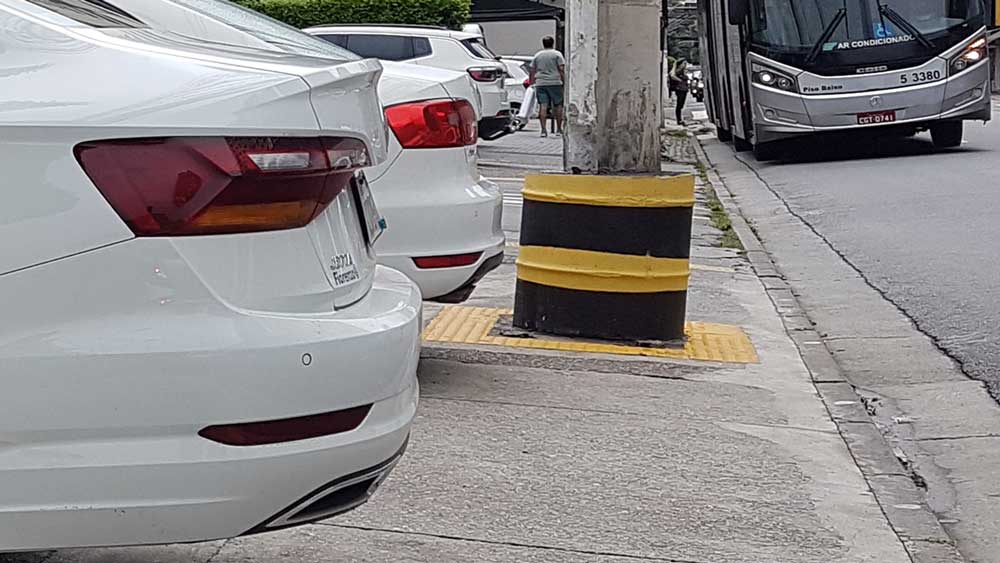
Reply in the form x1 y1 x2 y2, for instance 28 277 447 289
516 246 690 294
522 174 695 208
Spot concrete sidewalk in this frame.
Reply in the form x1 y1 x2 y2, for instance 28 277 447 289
9 124 919 563
331 125 912 563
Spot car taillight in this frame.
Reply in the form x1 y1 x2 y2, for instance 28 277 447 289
385 99 478 149
74 136 370 236
468 67 500 82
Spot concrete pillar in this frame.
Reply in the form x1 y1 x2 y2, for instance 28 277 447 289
564 0 599 173
564 0 664 174
597 0 663 174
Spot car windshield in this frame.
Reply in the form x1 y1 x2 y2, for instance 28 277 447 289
161 0 360 60
750 0 984 52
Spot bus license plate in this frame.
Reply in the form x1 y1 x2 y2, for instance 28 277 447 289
857 110 896 125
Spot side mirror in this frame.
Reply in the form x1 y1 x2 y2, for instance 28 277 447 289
728 0 749 25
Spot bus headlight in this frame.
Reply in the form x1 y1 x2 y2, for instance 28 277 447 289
752 64 797 93
951 37 987 74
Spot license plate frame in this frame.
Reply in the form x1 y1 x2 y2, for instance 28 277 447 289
857 110 897 125
351 171 385 246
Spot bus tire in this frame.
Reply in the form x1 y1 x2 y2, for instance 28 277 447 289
717 128 733 142
930 122 963 148
734 135 753 152
753 141 780 162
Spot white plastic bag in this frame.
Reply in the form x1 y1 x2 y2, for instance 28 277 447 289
518 86 537 122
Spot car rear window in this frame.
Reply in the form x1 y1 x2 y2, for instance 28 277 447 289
345 34 415 61
319 34 350 48
413 37 432 58
25 0 143 27
314 33 432 62
461 38 497 60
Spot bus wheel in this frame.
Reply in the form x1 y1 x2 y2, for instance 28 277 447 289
717 128 733 142
753 141 780 162
734 135 753 152
930 122 963 148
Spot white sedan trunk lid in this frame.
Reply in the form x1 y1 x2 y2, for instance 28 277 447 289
0 3 385 309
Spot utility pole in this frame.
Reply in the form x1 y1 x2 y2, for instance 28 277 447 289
564 0 664 174
516 0 693 343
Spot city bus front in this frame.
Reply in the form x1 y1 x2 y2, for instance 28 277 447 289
743 0 991 148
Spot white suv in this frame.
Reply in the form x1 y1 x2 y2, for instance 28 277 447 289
306 25 513 140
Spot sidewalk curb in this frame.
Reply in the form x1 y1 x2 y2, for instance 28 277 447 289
688 137 966 563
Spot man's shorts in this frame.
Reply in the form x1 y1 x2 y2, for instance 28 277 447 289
536 85 564 107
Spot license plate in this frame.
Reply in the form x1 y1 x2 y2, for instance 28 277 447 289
351 171 385 246
857 110 896 125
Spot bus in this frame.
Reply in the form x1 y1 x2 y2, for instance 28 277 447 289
697 0 994 159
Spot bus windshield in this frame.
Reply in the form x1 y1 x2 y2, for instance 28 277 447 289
750 0 985 67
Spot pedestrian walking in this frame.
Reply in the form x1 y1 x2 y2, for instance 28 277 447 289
529 36 565 138
669 59 689 126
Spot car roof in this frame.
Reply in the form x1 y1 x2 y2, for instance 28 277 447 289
304 24 480 40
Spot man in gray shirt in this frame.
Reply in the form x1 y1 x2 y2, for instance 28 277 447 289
529 36 565 137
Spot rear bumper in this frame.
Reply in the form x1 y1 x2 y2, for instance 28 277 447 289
0 382 416 552
380 238 506 301
752 62 991 142
374 164 505 299
0 243 421 550
431 250 505 304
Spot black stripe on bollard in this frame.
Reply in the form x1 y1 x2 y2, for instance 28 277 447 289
520 201 693 259
514 281 688 341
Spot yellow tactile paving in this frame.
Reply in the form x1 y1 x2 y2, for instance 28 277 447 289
423 307 758 364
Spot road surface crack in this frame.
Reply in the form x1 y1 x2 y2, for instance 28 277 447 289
204 539 230 563
420 395 643 416
918 433 1000 442
320 523 712 563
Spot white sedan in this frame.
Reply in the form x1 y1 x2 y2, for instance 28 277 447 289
0 0 418 551
114 0 506 302
371 62 505 301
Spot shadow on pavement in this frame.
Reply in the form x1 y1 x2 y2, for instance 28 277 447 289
760 132 987 165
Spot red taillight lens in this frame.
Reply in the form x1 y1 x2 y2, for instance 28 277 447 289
75 136 370 236
468 67 500 82
199 404 372 446
385 99 478 149
413 252 482 269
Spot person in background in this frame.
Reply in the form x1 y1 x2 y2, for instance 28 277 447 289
670 59 689 126
529 35 565 138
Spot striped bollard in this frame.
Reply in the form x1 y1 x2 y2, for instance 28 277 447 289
513 174 695 342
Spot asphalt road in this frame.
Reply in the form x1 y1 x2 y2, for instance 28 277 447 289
742 99 1000 397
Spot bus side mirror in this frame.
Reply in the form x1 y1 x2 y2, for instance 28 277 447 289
728 0 749 25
